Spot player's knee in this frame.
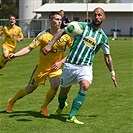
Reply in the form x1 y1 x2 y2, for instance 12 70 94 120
26 85 37 94
80 80 90 91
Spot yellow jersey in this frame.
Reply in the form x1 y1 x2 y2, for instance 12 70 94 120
29 29 72 70
0 25 24 50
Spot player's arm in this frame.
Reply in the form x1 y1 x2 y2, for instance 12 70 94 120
17 28 24 42
104 54 117 87
8 46 32 60
42 29 64 55
101 41 117 87
0 30 4 36
17 35 24 42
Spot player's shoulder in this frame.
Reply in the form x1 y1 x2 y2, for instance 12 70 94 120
15 25 21 29
14 25 22 31
35 30 47 40
62 32 72 41
100 28 108 38
62 32 71 37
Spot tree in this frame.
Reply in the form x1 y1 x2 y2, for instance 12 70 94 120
0 0 18 19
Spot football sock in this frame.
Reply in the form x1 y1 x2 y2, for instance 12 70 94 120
10 88 28 104
58 93 67 109
41 88 57 108
68 90 86 120
0 56 8 69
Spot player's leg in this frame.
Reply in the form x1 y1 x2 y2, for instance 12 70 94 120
54 86 70 114
66 65 92 124
66 80 90 124
6 65 40 112
41 76 60 116
6 85 38 113
0 56 8 69
0 47 9 69
68 80 90 119
54 63 76 114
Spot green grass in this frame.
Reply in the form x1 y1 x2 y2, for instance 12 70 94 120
0 37 132 133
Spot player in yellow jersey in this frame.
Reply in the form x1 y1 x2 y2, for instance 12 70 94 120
0 15 24 69
6 12 72 116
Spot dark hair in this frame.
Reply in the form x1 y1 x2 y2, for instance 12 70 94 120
49 11 62 20
9 15 16 20
59 10 64 12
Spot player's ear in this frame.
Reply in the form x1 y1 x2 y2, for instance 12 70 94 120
103 15 105 20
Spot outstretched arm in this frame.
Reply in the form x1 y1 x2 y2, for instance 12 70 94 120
104 54 118 87
8 46 32 60
42 29 64 55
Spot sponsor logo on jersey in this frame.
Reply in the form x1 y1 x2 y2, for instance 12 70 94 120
83 36 96 47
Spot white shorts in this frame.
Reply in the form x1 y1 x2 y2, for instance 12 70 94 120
60 63 93 88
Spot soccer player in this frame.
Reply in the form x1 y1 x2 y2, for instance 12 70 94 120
0 15 24 69
42 7 118 124
6 12 72 116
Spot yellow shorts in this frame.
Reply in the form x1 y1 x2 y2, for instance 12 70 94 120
28 65 62 86
2 45 14 54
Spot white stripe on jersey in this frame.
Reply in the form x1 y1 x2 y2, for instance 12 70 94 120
76 26 89 64
87 32 103 65
94 30 98 40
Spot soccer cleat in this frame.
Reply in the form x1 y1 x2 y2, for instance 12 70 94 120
54 102 68 115
66 116 84 125
40 107 50 117
6 98 14 113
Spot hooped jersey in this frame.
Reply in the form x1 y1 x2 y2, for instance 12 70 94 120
29 29 72 69
65 22 110 66
0 26 23 49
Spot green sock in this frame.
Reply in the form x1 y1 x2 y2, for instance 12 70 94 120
58 94 67 109
68 90 86 119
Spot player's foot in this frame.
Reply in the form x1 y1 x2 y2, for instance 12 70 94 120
6 98 14 113
66 116 84 125
40 107 50 117
54 102 68 115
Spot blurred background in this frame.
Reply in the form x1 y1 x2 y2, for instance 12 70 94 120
0 0 133 38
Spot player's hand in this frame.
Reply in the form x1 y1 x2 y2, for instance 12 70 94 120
42 44 52 55
111 76 118 87
16 38 21 42
8 53 15 60
51 62 62 72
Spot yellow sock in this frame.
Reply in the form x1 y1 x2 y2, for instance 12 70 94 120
41 88 57 108
10 88 28 104
0 56 8 69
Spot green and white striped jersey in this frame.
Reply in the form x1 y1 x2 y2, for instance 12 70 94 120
65 22 110 66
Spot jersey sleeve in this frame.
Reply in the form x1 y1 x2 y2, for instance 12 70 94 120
29 33 41 49
101 39 110 55
18 27 24 38
29 30 46 49
66 34 73 48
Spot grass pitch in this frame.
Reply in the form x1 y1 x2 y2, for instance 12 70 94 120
0 37 132 133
